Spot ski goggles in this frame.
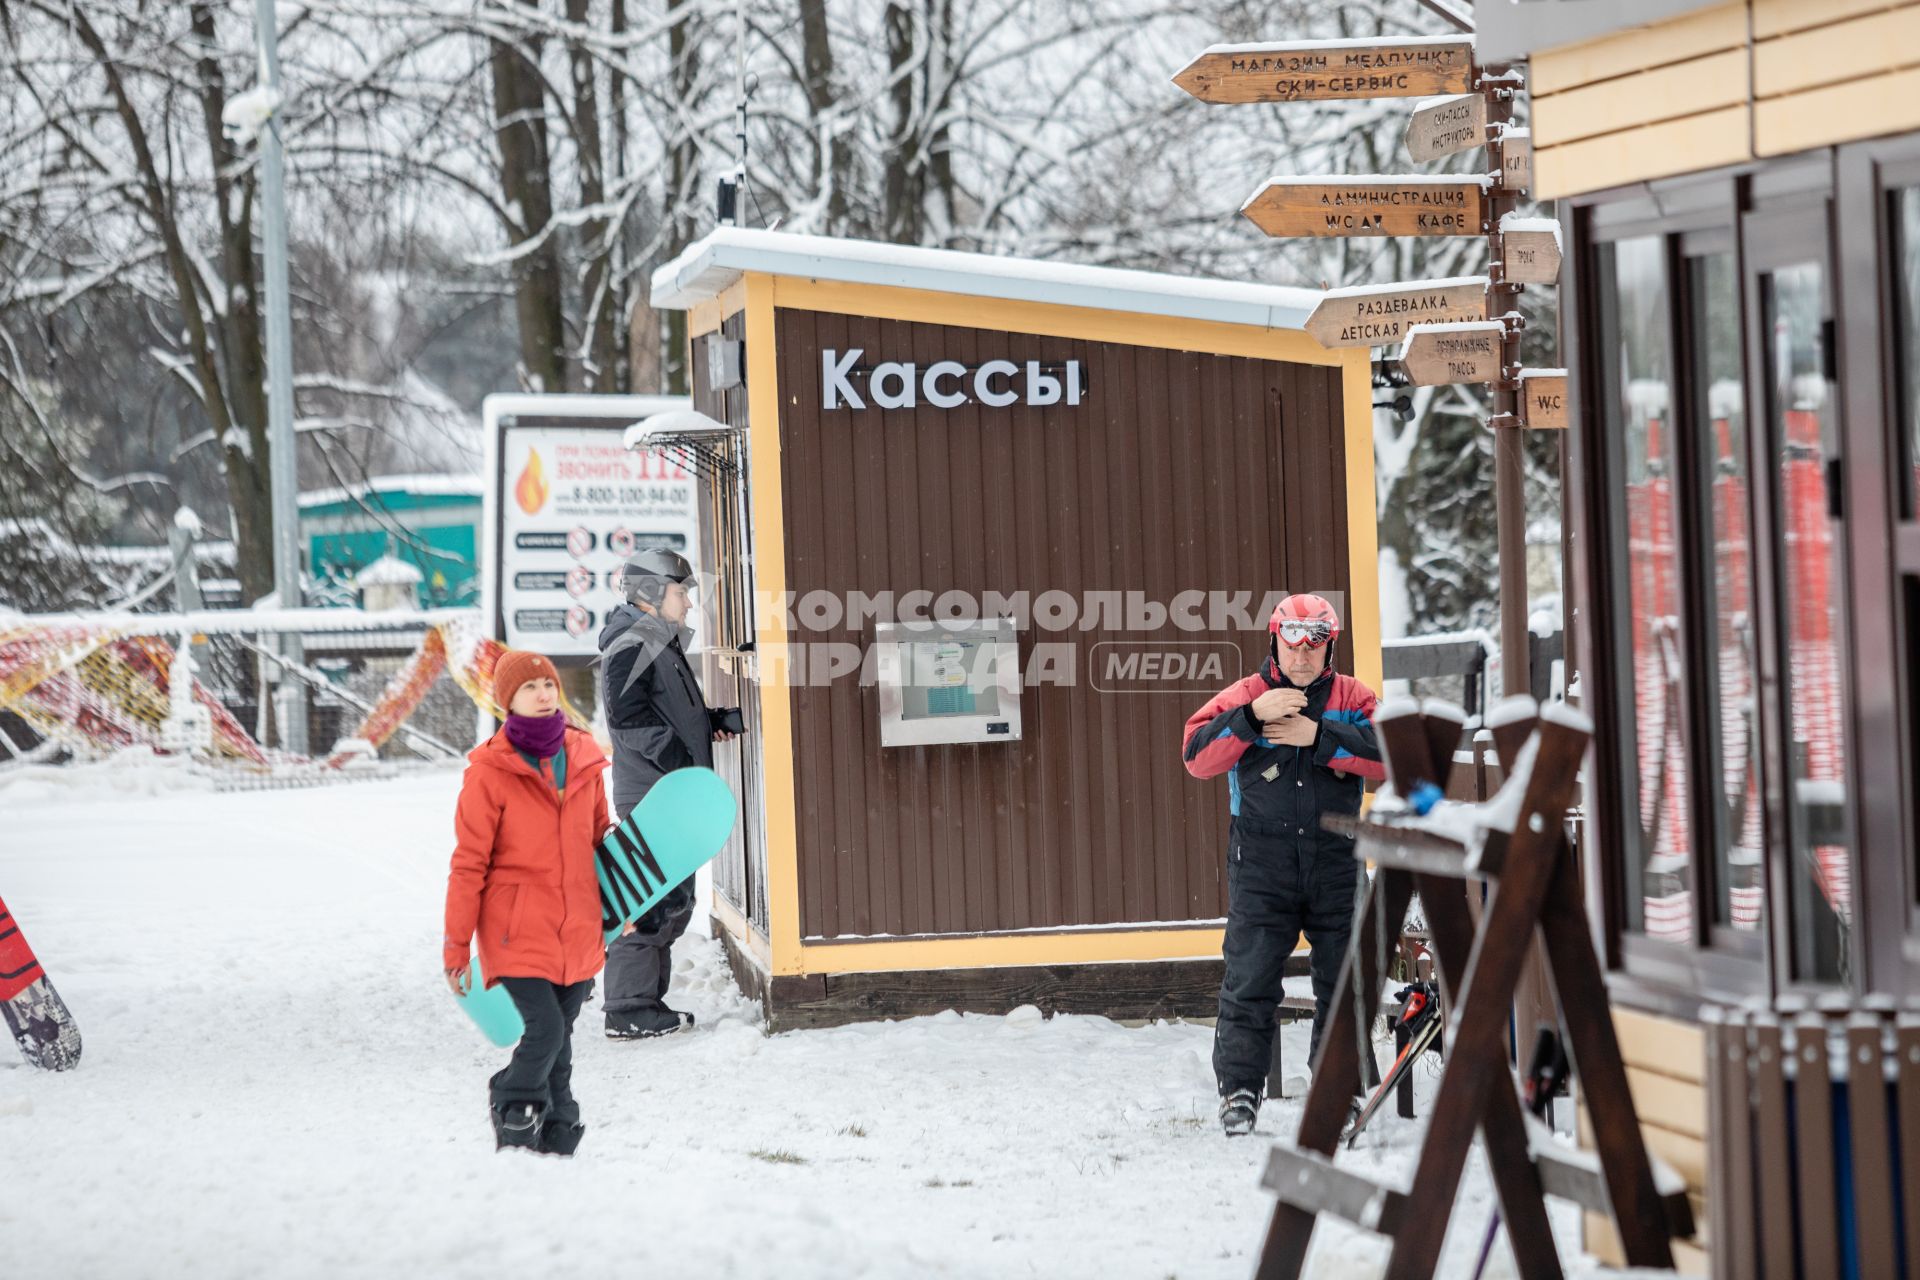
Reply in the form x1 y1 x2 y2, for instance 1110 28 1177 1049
1275 618 1334 649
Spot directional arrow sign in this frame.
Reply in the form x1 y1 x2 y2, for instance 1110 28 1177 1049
1306 278 1489 350
1521 369 1569 429
1500 215 1563 284
1405 93 1487 163
1399 321 1506 385
1173 37 1475 105
1502 128 1534 192
1241 177 1487 238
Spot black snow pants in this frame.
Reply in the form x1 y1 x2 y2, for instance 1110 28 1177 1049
1211 816 1361 1096
491 977 594 1123
602 881 694 1014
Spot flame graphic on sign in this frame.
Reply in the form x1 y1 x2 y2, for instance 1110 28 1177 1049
515 450 550 514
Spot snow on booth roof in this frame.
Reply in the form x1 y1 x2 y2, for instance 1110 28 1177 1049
650 227 1324 332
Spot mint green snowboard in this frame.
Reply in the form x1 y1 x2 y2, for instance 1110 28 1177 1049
595 767 738 942
452 955 524 1047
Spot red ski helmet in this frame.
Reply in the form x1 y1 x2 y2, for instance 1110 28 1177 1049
1269 594 1341 659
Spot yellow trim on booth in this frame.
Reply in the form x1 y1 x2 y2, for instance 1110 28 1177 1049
709 887 772 970
795 927 1230 976
1341 354 1383 698
688 278 749 341
768 276 1346 367
739 272 807 976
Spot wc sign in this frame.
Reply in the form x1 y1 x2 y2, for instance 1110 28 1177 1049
821 349 1085 411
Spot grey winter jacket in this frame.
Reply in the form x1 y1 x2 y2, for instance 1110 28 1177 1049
599 602 717 815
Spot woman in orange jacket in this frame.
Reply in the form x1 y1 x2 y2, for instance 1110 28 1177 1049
444 650 610 1154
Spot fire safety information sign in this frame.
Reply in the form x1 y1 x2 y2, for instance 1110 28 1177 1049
492 416 697 658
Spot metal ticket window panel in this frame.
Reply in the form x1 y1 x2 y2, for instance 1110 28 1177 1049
874 618 1022 747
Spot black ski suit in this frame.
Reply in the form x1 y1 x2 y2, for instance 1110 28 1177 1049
1182 656 1385 1095
598 603 726 1014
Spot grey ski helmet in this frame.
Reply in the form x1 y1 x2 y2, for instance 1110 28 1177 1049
618 546 694 605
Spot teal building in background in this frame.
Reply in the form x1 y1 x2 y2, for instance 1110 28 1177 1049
300 475 482 608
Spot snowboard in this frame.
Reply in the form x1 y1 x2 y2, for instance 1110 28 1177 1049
452 955 524 1048
595 766 737 943
0 895 82 1071
451 767 737 1045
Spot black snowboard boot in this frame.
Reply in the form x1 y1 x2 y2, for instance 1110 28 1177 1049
605 1005 695 1040
539 1118 586 1157
492 1101 544 1152
1220 1087 1261 1137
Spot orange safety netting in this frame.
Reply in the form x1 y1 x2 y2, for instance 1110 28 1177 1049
0 617 590 773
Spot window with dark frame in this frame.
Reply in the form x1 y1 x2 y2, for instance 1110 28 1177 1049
1685 247 1766 940
1891 184 1920 921
1897 187 1920 521
1597 235 1696 944
1579 161 1910 999
1582 185 1783 998
1754 251 1852 986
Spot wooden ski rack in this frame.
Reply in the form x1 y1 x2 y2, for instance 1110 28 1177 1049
1251 698 1694 1280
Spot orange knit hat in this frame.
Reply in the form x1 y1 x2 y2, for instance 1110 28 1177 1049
492 649 561 713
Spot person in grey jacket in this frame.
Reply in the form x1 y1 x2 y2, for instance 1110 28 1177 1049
597 546 739 1038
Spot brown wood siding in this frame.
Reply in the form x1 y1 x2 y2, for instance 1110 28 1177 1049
773 307 1352 938
691 310 769 933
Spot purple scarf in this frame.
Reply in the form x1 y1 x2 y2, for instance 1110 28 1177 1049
504 711 566 759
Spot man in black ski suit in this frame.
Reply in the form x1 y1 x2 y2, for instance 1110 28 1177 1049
1181 593 1384 1136
598 547 739 1039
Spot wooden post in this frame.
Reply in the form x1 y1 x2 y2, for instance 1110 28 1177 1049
1485 70 1529 701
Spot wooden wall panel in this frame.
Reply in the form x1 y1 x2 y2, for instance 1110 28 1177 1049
1752 0 1902 37
1755 66 1920 156
1529 2 1747 94
1578 1006 1711 1272
1751 6 1920 97
1532 49 1748 146
773 308 1350 939
1530 0 1920 197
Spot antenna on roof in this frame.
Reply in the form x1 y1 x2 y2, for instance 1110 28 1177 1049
716 0 767 231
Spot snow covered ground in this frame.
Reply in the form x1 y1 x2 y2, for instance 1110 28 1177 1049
1 760 1588 1279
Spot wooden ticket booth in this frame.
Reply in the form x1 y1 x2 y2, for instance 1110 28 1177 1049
1482 1 1920 1273
646 228 1378 1030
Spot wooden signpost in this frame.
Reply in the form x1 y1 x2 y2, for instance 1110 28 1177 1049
1399 320 1506 386
1502 127 1534 192
1520 369 1568 428
1304 278 1489 350
1241 177 1487 238
1172 37 1474 104
1501 216 1563 284
1405 93 1486 162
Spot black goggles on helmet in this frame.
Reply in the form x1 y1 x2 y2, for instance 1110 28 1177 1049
1275 618 1334 649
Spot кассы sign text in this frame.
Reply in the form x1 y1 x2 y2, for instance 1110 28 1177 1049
822 348 1085 411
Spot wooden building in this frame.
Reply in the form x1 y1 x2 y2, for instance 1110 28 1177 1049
646 229 1378 1030
1482 0 1920 1272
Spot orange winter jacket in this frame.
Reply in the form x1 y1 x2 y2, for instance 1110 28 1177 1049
443 727 610 988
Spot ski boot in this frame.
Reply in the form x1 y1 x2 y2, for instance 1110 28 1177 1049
605 1004 695 1040
538 1118 586 1157
1220 1087 1261 1137
492 1101 544 1152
